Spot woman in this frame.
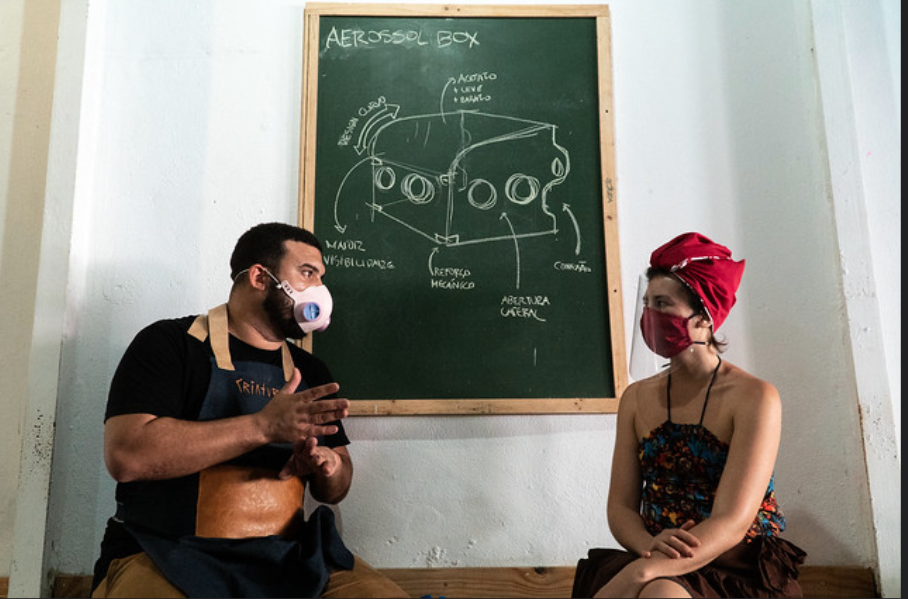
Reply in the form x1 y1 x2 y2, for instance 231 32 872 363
573 232 805 598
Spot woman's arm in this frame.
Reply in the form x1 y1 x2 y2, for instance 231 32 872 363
599 376 782 595
607 383 657 557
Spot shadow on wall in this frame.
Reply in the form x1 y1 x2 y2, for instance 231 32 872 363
44 0 220 575
782 508 865 567
713 1 875 568
48 257 204 572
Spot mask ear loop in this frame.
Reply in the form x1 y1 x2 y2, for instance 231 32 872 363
233 266 282 290
689 309 715 351
260 268 283 289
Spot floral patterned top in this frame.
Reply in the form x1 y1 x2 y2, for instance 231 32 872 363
639 420 786 542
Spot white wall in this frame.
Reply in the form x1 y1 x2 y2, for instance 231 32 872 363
810 1 901 595
3 0 900 596
843 0 901 449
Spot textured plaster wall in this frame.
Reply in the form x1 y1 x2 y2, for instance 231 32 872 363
2 0 899 591
0 0 28 578
846 0 901 450
0 0 61 578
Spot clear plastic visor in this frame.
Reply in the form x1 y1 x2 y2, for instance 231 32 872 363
629 273 671 381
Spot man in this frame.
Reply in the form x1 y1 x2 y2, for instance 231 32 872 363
91 222 408 598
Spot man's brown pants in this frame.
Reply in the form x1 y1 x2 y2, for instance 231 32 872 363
91 552 409 598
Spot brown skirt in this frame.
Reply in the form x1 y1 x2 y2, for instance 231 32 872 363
572 536 807 598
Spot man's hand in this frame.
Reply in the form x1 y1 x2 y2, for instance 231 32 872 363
279 437 341 480
256 368 349 444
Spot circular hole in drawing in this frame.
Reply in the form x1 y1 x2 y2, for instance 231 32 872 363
401 173 436 205
505 174 540 205
551 157 566 178
467 179 498 210
374 166 396 191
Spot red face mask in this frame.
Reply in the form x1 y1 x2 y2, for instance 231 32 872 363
640 307 699 358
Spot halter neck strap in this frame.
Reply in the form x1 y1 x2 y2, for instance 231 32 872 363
667 356 722 425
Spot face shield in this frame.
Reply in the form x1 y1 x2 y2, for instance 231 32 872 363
629 274 671 381
630 273 713 382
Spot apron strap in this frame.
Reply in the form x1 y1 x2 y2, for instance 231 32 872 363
280 342 294 383
187 313 209 342
188 304 294 382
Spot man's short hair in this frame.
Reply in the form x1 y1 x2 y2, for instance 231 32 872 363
230 222 323 280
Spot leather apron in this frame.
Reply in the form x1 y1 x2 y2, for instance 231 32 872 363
187 303 303 538
118 305 354 597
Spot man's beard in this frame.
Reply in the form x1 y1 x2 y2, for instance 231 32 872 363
263 284 305 340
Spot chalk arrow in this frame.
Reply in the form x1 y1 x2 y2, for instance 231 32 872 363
333 156 374 233
562 203 581 255
355 105 400 155
428 247 439 277
500 212 521 290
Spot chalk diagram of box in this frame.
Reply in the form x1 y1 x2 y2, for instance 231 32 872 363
363 110 571 247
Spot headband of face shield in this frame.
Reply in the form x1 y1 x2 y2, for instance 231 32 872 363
236 267 333 333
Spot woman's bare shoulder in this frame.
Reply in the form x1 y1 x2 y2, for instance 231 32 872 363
622 373 669 405
721 361 781 416
621 373 671 438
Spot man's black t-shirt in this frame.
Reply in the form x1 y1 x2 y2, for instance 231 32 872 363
106 315 346 423
93 315 350 593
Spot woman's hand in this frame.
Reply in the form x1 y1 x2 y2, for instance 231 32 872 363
645 520 701 559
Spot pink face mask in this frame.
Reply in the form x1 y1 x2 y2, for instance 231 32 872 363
262 270 333 333
640 307 700 358
278 280 333 333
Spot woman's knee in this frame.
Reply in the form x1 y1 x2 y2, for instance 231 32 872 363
638 578 690 598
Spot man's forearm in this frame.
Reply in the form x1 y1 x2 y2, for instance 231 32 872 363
105 414 268 482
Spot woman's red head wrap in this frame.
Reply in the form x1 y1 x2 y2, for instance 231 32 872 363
649 232 746 331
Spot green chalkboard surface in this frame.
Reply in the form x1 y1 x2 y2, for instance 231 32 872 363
300 5 625 414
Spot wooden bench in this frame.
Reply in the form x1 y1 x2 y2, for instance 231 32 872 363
375 565 878 598
1 565 879 598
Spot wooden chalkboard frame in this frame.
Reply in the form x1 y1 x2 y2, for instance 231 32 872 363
299 3 625 415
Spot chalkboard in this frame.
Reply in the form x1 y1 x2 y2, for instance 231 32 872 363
299 4 626 414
